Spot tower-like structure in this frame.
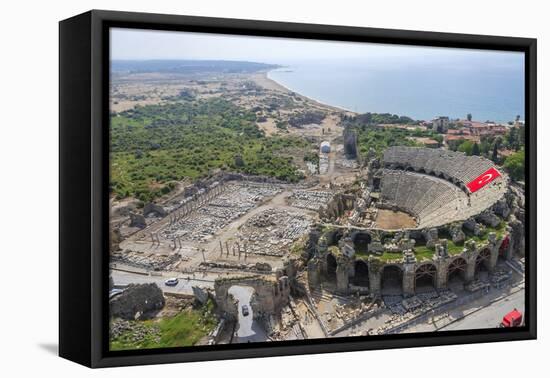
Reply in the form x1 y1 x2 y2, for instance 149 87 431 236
343 127 358 159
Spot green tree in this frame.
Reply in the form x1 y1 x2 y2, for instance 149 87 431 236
491 143 499 162
519 125 526 146
433 134 444 147
472 143 480 156
467 113 472 121
507 127 521 151
504 150 525 181
234 154 245 167
458 140 474 155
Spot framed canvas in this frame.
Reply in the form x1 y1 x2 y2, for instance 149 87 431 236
59 10 536 368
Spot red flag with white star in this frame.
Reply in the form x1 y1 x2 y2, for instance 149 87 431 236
466 167 501 193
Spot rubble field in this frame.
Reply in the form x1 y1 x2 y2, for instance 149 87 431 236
160 183 282 243
235 208 313 257
288 190 333 211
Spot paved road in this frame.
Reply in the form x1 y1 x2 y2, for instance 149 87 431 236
228 285 268 343
112 269 215 295
440 288 525 331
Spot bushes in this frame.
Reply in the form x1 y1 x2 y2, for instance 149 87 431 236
504 149 525 181
110 99 312 200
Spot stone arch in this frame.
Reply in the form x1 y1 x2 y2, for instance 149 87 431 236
352 260 369 287
373 176 381 190
381 264 403 294
475 248 491 275
415 263 437 292
352 232 371 254
410 232 427 247
327 229 344 246
214 276 290 321
228 285 255 322
326 253 337 281
447 257 467 283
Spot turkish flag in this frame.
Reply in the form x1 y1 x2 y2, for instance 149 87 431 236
466 167 501 193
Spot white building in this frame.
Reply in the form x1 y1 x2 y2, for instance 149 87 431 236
320 141 331 153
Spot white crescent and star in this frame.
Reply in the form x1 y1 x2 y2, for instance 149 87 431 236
478 173 493 185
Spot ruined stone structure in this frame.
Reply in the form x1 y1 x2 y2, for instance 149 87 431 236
110 228 122 251
307 146 524 298
432 116 449 133
110 283 165 320
309 226 514 296
319 193 356 222
343 127 358 159
214 275 290 320
376 147 508 228
143 202 167 217
128 212 146 228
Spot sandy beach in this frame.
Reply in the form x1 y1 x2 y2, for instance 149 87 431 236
254 70 356 115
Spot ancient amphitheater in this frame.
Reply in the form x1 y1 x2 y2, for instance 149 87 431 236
308 146 525 301
377 146 508 228
110 143 525 339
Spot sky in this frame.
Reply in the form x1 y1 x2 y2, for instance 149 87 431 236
110 27 524 67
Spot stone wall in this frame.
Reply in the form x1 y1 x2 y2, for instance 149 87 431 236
308 225 513 297
343 127 358 159
214 275 290 320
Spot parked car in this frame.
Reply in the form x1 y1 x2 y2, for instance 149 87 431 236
241 305 249 317
164 278 179 286
500 309 523 327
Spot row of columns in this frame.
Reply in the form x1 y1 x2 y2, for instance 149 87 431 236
219 240 250 260
168 184 226 226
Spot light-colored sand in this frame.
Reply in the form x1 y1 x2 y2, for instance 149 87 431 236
374 209 418 229
251 71 356 115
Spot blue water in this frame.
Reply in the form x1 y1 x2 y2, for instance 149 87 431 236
268 53 524 123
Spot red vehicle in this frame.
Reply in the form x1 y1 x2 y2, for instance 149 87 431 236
500 309 523 327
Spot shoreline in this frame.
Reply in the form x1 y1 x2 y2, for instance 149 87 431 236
258 70 356 115
259 70 516 124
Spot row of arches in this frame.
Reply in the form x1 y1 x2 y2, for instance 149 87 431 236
324 230 511 259
325 230 372 253
324 246 498 294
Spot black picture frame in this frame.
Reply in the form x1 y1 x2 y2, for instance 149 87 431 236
59 9 537 368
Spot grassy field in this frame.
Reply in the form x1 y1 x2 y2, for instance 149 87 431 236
467 221 508 244
110 301 217 351
413 245 436 261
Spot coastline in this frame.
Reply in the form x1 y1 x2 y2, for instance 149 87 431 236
257 70 356 115
259 69 518 124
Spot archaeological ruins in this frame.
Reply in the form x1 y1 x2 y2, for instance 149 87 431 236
110 133 526 342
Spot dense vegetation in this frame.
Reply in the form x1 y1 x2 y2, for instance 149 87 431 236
288 111 325 128
342 112 416 125
341 112 433 157
448 126 525 181
504 149 525 181
356 127 417 157
110 99 313 201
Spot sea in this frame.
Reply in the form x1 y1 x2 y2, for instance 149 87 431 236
267 53 525 123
